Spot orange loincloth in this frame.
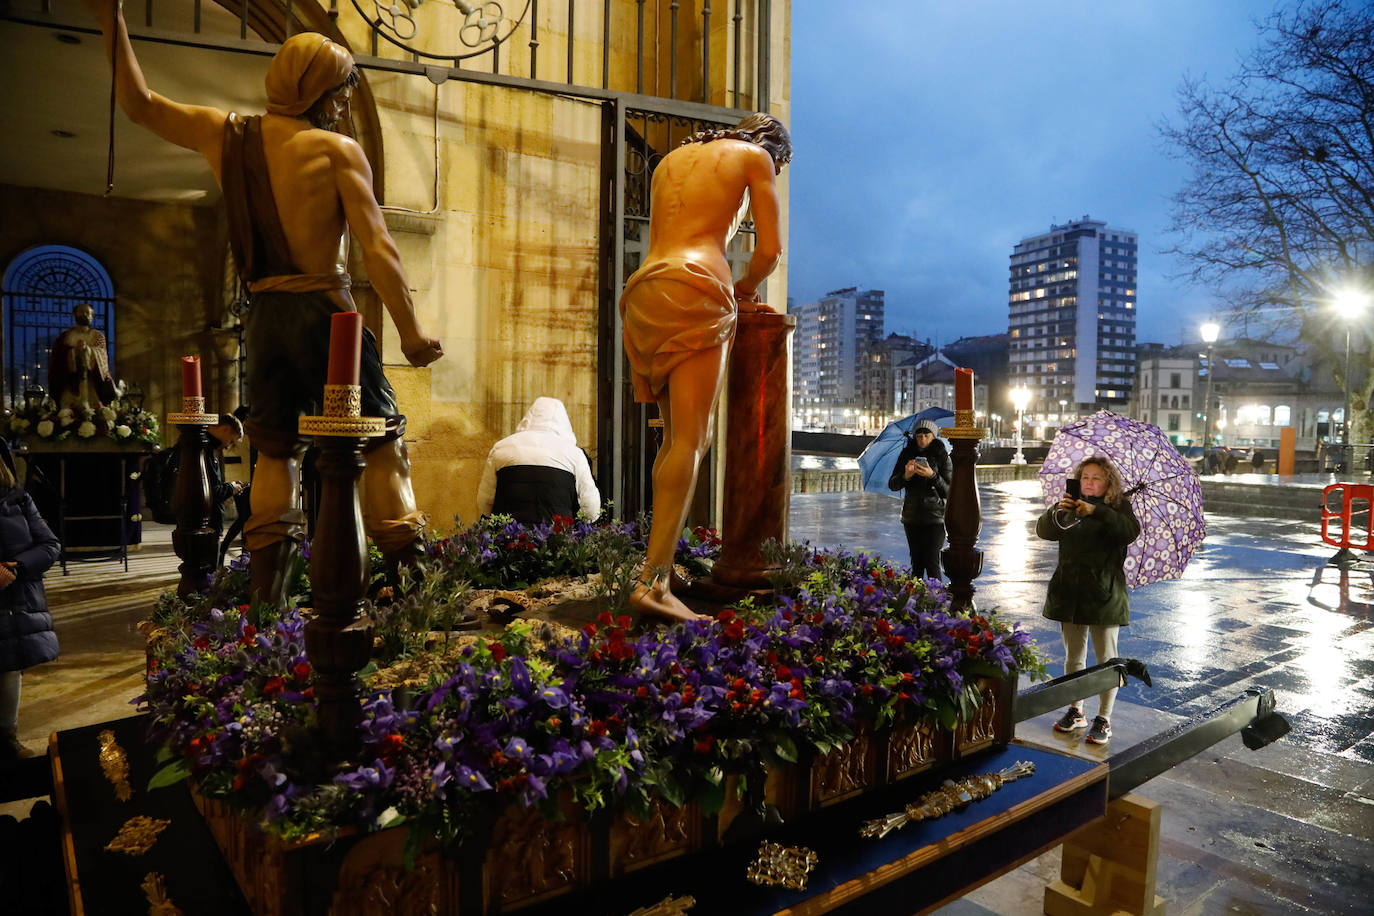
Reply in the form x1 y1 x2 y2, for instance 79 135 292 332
618 257 737 403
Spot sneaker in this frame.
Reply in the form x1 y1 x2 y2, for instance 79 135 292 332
1086 716 1112 745
1053 707 1087 732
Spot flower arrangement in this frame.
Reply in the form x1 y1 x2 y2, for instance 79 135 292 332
8 394 160 447
139 517 1043 850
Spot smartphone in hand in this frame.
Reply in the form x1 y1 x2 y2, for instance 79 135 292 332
913 457 930 470
1064 478 1081 499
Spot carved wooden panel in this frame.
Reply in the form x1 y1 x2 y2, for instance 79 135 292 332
810 728 877 808
609 799 699 876
332 829 444 916
485 803 589 909
954 679 1003 757
887 717 946 782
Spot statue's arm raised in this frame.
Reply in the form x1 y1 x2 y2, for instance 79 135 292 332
331 137 443 368
84 0 225 160
732 145 783 303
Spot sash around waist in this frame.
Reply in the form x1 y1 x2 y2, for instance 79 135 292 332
249 271 351 294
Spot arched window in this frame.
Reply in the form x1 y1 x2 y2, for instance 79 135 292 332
3 245 115 401
1274 405 1291 426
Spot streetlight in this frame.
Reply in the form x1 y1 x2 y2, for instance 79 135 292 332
1010 386 1030 465
1200 321 1220 451
1333 288 1370 472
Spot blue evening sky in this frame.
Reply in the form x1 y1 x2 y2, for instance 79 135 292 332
787 0 1270 348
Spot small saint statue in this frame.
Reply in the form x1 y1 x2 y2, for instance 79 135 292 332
48 302 117 409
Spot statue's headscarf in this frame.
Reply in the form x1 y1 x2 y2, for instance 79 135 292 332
264 33 355 117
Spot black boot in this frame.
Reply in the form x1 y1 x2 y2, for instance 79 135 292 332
1 729 36 760
249 540 299 620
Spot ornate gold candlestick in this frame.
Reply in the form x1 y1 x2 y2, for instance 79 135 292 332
299 383 386 758
941 408 986 614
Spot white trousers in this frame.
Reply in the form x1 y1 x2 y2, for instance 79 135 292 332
1060 622 1120 719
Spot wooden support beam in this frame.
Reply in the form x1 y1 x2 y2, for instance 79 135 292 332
1044 793 1167 916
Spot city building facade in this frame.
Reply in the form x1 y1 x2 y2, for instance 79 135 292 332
792 287 885 430
1008 216 1137 420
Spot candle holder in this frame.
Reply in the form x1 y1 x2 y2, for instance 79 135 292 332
166 403 218 598
299 384 386 759
940 416 988 614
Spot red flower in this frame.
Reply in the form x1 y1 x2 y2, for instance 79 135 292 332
875 619 891 635
635 686 650 699
582 623 598 638
262 676 285 698
193 636 211 651
597 611 614 627
860 684 874 696
716 608 735 623
864 585 876 595
488 642 507 662
886 634 906 650
694 735 715 754
723 621 745 642
292 662 311 681
775 665 792 681
377 733 404 758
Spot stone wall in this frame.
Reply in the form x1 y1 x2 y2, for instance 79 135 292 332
0 182 229 444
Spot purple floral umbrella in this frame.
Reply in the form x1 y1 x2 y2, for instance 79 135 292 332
1037 410 1206 588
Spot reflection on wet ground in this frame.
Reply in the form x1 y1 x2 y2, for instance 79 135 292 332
792 481 1374 914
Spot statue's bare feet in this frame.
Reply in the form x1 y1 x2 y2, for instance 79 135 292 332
629 581 712 623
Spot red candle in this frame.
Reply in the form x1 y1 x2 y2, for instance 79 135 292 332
954 367 974 411
326 311 364 386
180 356 202 398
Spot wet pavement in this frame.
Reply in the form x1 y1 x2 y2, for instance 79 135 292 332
791 481 1374 914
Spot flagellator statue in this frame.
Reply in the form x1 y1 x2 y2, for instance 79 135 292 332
85 0 443 608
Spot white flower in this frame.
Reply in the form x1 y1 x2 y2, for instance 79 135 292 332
100 406 118 423
77 421 97 438
9 418 29 433
36 420 55 438
115 424 132 438
58 408 74 422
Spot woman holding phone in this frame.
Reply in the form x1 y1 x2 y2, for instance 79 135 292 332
1036 456 1140 745
888 419 952 580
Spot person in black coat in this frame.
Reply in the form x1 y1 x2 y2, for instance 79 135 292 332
888 419 953 579
0 452 61 759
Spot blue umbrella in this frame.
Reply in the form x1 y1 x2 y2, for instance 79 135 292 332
857 407 954 495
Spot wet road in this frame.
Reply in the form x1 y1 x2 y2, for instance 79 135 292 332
790 480 1374 763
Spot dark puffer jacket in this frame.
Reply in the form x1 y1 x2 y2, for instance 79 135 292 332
0 487 61 671
1036 496 1140 626
887 436 953 525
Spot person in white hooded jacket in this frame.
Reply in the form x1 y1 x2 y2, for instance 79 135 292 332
476 397 601 524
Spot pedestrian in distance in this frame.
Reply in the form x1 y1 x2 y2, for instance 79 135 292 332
0 453 61 760
1036 456 1141 746
888 419 953 580
1251 449 1265 473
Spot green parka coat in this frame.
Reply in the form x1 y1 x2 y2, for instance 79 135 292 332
1036 496 1141 626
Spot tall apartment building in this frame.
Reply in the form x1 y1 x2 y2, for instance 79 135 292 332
792 287 886 419
1007 217 1137 415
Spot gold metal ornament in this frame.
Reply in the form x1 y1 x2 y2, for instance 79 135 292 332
323 383 363 418
105 816 171 856
626 896 697 916
745 841 819 891
860 760 1035 839
141 871 185 915
98 728 133 801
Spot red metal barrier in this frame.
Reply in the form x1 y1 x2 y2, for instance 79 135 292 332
1321 483 1374 552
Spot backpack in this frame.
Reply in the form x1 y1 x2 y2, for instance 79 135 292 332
142 448 179 525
